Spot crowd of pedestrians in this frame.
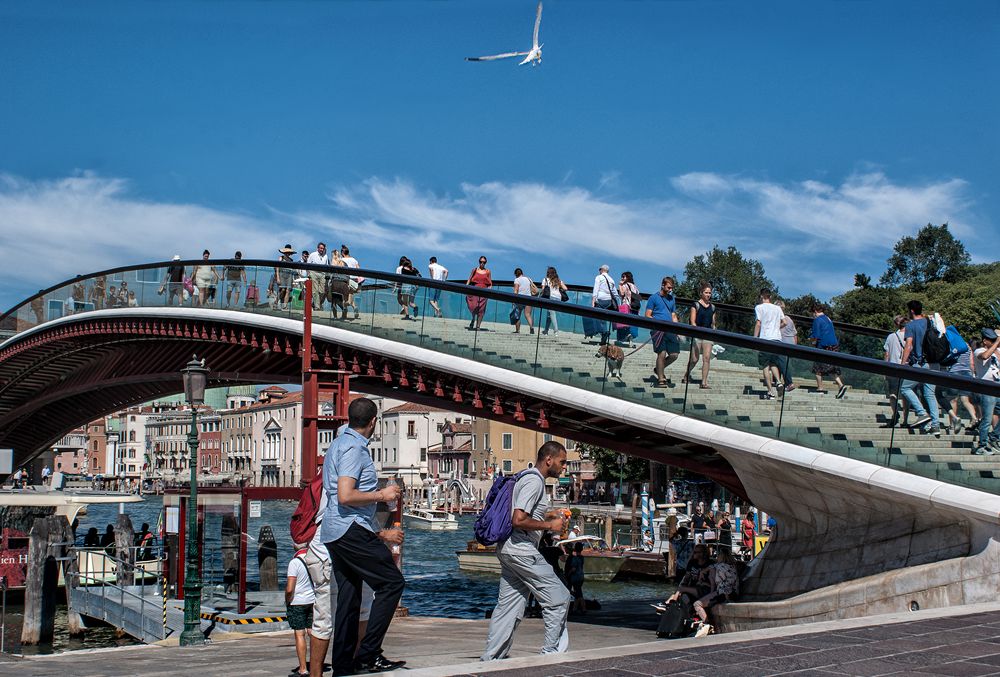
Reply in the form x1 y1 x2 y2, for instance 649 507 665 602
65 249 998 454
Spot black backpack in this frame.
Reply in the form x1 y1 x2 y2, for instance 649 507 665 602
656 598 694 639
921 318 952 364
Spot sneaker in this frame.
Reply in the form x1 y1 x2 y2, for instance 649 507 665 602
763 392 776 400
694 623 713 638
932 427 941 439
953 420 965 435
910 415 932 429
785 384 797 392
836 384 849 399
973 446 993 456
412 307 418 318
991 438 1000 451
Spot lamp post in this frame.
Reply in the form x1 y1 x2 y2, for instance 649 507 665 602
180 355 209 646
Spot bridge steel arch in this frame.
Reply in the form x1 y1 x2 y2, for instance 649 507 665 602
4 297 1000 628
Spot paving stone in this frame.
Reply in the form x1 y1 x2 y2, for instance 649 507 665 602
938 641 1000 658
913 660 1000 676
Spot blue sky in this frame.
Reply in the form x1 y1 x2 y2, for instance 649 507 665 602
1 1 997 309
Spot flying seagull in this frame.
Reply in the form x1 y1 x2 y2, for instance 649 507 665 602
466 1 544 66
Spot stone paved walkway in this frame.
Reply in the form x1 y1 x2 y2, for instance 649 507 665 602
5 606 1000 676
459 609 1000 677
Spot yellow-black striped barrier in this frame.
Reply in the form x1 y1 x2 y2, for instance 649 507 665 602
199 612 287 625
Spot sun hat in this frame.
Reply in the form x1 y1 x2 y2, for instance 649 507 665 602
279 244 295 255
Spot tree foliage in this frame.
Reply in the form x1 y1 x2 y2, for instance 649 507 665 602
911 263 1000 338
831 286 906 330
579 443 649 483
677 246 777 307
880 223 971 288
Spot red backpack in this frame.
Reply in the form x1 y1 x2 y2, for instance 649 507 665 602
290 474 324 545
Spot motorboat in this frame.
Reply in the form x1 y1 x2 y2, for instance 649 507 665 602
403 507 459 531
0 487 152 591
457 535 628 582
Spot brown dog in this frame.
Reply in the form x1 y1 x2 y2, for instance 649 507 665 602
597 344 625 379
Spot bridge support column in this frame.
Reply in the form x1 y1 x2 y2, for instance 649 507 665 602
714 445 1000 630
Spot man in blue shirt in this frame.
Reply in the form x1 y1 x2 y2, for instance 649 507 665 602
899 300 941 436
808 304 848 399
645 276 680 387
322 398 406 674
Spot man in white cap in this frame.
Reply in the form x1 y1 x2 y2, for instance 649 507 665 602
159 255 186 306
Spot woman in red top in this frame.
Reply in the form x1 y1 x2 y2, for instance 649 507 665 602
466 256 492 331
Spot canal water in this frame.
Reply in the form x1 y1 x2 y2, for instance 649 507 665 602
2 497 673 654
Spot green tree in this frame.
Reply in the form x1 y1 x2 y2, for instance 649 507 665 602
912 262 1000 338
854 273 872 290
677 246 777 307
580 443 649 484
880 223 971 288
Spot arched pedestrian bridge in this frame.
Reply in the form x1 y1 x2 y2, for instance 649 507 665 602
2 260 999 627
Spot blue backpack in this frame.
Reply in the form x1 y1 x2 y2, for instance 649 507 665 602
474 469 533 546
943 325 969 365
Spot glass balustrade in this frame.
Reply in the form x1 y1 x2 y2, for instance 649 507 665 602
3 261 998 496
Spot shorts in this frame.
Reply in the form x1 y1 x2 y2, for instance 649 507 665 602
886 376 901 397
286 603 313 630
431 288 442 302
303 549 373 640
812 345 842 376
758 351 782 369
652 331 680 355
278 269 295 288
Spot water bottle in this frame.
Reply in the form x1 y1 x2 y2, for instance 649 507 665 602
384 477 398 511
390 521 402 566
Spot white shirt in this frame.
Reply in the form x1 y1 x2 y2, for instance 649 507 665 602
514 275 533 296
307 251 329 266
287 553 315 605
755 302 784 341
884 329 906 364
342 255 359 269
592 273 616 302
428 262 448 281
974 347 1000 382
308 492 331 563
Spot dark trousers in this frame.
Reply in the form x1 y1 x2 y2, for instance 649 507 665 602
326 523 405 670
595 298 616 345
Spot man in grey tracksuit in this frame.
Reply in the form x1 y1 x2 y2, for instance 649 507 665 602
482 441 571 661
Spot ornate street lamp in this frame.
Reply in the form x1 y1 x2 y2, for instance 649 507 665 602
179 355 208 646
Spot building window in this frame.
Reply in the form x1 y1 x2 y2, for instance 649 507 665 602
436 423 443 432
502 433 513 450
472 435 476 451
566 439 577 451
407 420 416 438
420 448 427 462
129 430 136 442
503 460 512 473
543 433 553 443
484 433 489 450
470 460 476 473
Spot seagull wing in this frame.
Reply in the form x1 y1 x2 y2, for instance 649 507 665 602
532 1 542 49
466 51 530 61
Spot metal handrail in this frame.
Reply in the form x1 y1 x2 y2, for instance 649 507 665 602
3 258 997 398
72 547 168 642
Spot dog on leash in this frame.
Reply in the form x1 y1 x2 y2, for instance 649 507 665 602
597 344 625 379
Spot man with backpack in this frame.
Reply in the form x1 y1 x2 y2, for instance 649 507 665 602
482 441 571 661
900 300 942 437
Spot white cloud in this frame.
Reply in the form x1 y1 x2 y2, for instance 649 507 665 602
0 172 310 296
0 169 980 308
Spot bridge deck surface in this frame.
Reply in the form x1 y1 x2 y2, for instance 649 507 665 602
5 602 1000 676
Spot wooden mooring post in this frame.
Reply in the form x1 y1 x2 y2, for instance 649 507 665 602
21 515 83 645
115 514 135 587
257 526 278 590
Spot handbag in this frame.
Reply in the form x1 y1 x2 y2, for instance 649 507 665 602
348 279 360 293
614 302 632 330
182 275 194 294
509 307 521 324
540 284 551 299
559 288 569 302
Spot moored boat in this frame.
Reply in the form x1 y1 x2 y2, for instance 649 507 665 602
404 507 460 530
457 535 628 582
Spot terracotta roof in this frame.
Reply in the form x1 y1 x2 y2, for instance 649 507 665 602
444 421 473 434
382 402 447 415
260 385 289 393
232 391 303 412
